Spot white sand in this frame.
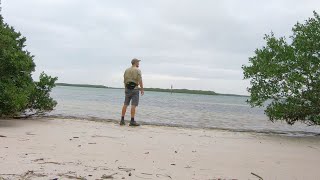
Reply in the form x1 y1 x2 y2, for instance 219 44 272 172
0 118 320 180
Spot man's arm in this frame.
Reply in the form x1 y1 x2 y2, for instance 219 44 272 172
137 70 144 95
139 80 144 95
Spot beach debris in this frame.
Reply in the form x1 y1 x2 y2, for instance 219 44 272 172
135 173 154 179
92 135 122 139
199 168 211 171
101 173 117 179
192 150 197 153
0 135 7 138
0 173 18 176
78 145 81 147
170 163 176 166
128 172 132 176
26 132 36 135
39 161 62 165
58 172 87 180
20 170 47 179
5 147 8 148
141 173 153 176
88 142 96 144
33 158 44 162
118 166 135 172
200 135 212 138
184 165 192 169
251 172 263 180
308 146 319 150
135 175 153 179
73 137 79 138
52 178 58 180
144 152 149 154
156 174 172 179
174 151 178 153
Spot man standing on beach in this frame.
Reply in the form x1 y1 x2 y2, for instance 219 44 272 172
120 58 144 126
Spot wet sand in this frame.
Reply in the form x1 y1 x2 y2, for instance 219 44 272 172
0 118 320 180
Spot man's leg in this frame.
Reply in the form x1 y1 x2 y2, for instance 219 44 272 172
129 89 140 126
120 105 127 125
131 105 136 119
122 105 128 117
129 105 139 126
121 89 131 125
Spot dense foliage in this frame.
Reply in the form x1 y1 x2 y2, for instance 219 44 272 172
0 14 57 117
243 11 320 125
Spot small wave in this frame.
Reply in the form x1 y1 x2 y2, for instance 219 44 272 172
45 115 320 137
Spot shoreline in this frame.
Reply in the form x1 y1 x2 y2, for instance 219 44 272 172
46 115 320 137
1 118 320 179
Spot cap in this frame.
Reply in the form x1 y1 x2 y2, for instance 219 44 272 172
131 58 141 65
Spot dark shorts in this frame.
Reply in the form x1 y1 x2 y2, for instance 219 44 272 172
124 88 140 106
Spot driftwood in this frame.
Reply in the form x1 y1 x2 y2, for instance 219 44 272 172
251 172 263 180
101 173 117 179
57 172 87 180
135 175 153 179
156 174 172 179
118 166 135 172
0 171 47 179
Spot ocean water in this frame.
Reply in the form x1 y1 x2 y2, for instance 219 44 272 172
49 86 320 135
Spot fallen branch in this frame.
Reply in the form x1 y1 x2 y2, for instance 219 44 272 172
38 161 62 165
32 158 44 162
156 174 172 179
20 171 47 179
57 172 86 180
135 175 152 179
118 166 135 172
141 173 153 176
251 172 263 180
0 173 18 176
13 113 36 119
92 135 122 139
101 173 117 179
26 132 36 135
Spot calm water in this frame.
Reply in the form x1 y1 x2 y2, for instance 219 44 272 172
50 86 320 135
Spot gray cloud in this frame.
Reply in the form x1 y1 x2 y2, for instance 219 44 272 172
2 0 320 95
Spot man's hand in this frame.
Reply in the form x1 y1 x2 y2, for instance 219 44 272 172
140 89 144 96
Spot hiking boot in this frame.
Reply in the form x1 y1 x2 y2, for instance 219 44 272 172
120 120 125 126
129 121 140 126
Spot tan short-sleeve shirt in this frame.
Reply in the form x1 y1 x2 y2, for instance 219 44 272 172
124 66 142 86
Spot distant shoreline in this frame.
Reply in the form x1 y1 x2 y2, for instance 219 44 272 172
55 83 248 97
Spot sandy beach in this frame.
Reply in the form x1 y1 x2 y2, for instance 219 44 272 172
0 118 320 180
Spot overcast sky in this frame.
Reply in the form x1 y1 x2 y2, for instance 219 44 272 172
2 0 320 95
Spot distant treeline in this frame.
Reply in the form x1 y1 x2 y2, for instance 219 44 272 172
56 83 108 89
55 83 248 97
144 88 217 95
